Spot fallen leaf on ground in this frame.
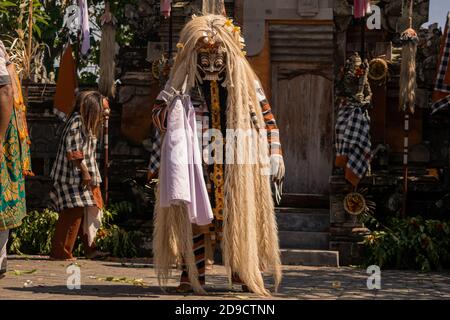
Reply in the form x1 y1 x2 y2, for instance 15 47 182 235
95 276 146 286
12 269 37 276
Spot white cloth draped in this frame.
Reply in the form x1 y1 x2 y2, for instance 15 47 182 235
158 90 213 226
78 0 90 55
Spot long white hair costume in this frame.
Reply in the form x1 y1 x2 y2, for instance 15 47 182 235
153 14 282 296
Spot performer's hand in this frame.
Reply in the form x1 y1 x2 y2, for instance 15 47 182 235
270 155 285 183
81 170 92 188
270 155 285 205
102 98 110 114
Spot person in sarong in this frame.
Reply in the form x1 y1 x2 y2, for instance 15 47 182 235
0 40 33 279
49 91 109 261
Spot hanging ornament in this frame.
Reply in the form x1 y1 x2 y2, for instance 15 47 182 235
343 189 376 216
161 0 172 18
369 57 389 87
399 1 418 114
98 1 117 99
353 0 371 19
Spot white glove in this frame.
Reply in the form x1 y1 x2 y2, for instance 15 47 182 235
270 155 285 204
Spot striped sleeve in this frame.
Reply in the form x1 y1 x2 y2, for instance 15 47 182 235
152 99 168 133
256 84 283 157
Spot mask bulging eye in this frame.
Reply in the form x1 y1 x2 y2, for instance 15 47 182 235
215 56 224 68
200 54 210 67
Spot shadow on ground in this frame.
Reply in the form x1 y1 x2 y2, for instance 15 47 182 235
4 284 267 299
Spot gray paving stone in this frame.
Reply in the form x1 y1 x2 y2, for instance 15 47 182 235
0 256 449 300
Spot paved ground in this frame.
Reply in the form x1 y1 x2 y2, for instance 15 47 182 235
1 256 450 300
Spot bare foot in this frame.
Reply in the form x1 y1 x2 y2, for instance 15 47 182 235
206 259 214 270
176 283 194 293
242 285 251 292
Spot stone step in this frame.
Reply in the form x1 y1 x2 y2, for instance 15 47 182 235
281 249 339 267
279 231 329 250
276 207 329 232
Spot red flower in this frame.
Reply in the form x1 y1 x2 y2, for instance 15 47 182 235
355 67 365 77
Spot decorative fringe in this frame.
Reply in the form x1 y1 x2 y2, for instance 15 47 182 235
399 28 418 113
98 12 116 98
153 185 206 294
222 65 281 296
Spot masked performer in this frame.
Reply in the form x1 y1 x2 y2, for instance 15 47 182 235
49 91 109 261
149 14 285 295
0 40 33 279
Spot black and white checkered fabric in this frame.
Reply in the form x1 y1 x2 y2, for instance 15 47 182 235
335 104 372 180
49 112 101 212
148 129 162 175
432 14 450 114
49 182 96 212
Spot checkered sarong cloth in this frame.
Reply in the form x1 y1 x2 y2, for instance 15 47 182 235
432 13 450 114
49 112 101 211
49 182 96 212
335 104 372 185
148 129 162 175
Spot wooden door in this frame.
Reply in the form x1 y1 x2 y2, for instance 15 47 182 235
272 71 334 194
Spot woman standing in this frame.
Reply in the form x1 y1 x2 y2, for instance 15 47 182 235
49 91 109 261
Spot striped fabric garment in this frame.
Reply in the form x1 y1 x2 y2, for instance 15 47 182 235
431 13 450 114
180 233 206 286
256 84 282 157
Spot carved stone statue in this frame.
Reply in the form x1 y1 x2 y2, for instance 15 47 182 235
337 52 372 107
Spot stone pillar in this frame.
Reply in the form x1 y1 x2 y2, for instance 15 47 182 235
118 72 160 146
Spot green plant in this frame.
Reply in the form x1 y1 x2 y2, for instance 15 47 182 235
0 1 16 18
363 215 450 271
88 201 141 258
8 201 142 258
95 225 143 258
8 209 59 255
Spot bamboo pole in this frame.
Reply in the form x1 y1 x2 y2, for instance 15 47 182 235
360 16 365 60
402 114 409 217
104 103 110 206
401 0 415 217
24 0 33 104
168 1 173 60
27 0 33 77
